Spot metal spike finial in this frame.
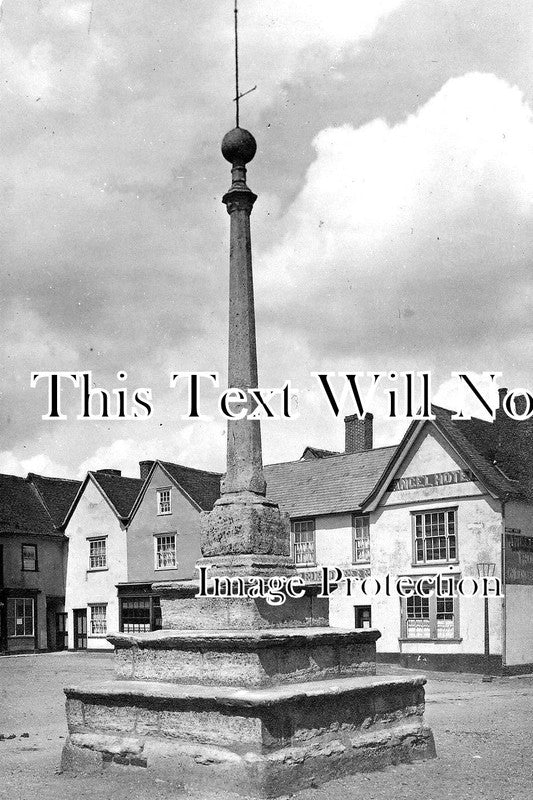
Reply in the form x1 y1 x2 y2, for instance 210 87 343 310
233 0 256 127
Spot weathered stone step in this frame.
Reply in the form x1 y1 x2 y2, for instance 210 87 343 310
108 627 381 686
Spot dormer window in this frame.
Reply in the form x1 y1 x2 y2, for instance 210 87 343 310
157 488 172 515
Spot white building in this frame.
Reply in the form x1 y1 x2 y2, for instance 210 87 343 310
265 406 533 674
63 469 143 650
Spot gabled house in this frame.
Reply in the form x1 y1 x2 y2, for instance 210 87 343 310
116 460 221 634
264 407 533 674
0 472 80 653
63 469 143 650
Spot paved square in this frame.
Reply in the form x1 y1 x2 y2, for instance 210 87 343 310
1 653 532 799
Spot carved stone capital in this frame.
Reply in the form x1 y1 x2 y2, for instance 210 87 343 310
222 187 257 215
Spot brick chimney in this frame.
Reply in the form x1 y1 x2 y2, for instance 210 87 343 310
139 460 155 481
95 468 121 477
344 414 373 454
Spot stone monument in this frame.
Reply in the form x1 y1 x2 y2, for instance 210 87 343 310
60 13 435 795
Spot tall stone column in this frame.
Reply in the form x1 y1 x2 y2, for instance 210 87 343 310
197 128 294 579
220 128 265 497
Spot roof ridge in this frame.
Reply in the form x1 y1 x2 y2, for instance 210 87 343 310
265 444 398 469
28 472 80 484
159 460 223 477
89 471 143 482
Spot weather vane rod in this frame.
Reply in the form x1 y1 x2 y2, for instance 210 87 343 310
233 0 256 127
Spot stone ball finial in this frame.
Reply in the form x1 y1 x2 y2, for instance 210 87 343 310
221 127 257 166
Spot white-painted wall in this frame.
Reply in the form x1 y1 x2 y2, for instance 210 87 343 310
326 427 504 659
505 585 533 665
64 479 127 650
504 500 533 665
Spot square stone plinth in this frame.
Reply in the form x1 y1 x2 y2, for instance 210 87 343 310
153 581 330 630
62 675 436 798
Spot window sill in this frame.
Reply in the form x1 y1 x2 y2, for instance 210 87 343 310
88 634 108 639
154 566 179 571
399 637 463 643
410 561 459 568
21 569 38 573
7 635 34 639
157 512 172 516
87 568 109 573
295 564 317 569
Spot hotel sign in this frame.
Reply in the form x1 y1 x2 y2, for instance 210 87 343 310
389 469 475 492
505 529 533 585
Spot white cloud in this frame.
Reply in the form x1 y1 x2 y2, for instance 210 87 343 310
0 450 71 478
257 73 533 370
76 423 227 480
42 1 92 28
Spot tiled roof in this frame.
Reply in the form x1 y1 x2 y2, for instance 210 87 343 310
28 473 81 529
159 462 222 512
0 473 60 536
90 472 144 520
452 412 531 500
264 446 398 518
430 406 518 497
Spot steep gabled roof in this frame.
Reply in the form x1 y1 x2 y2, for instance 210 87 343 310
0 473 60 537
158 461 222 512
90 472 144 520
28 473 81 530
263 446 398 518
364 405 519 511
63 471 144 528
127 460 222 524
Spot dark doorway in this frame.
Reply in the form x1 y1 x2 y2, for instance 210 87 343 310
354 605 372 629
56 613 68 650
73 609 87 650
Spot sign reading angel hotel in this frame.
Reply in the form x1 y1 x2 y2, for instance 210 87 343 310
388 468 476 492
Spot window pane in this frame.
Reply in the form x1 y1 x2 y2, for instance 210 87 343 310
90 605 107 635
22 545 36 570
414 509 457 563
353 515 370 563
292 520 315 565
121 598 151 633
7 598 34 637
406 619 431 638
158 490 171 514
156 534 177 568
89 539 107 569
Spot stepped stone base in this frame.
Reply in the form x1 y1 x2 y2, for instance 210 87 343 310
61 676 436 798
110 627 380 687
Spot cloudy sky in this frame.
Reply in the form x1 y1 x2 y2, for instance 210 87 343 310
1 0 533 480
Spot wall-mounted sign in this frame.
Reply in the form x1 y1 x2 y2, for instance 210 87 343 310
388 469 475 492
505 530 533 585
298 567 370 584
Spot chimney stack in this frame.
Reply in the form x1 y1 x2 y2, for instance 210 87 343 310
344 414 373 454
139 460 155 481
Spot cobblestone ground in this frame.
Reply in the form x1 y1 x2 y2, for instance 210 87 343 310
1 652 532 800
